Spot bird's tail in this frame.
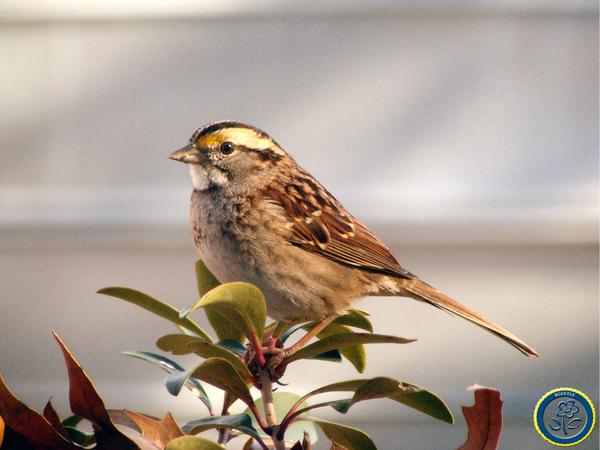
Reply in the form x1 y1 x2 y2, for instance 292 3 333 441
399 278 539 357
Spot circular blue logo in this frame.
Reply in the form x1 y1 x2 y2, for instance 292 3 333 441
534 388 596 446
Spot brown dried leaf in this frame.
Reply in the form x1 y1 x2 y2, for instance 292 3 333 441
289 432 313 450
109 409 143 432
52 331 138 449
301 432 312 450
457 386 503 450
109 409 159 432
125 410 184 450
0 373 77 448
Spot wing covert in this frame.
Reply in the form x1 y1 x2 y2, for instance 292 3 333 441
262 177 413 279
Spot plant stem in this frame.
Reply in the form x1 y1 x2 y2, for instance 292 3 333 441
217 392 232 445
278 400 336 440
259 368 286 450
250 331 267 367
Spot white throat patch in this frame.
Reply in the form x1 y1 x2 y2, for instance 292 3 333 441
188 164 228 191
188 164 210 191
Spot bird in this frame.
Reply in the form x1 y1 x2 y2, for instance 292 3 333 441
170 120 538 359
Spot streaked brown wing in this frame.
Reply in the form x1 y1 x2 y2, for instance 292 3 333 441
263 177 414 279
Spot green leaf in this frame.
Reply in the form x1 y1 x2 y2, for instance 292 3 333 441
183 358 254 408
183 414 262 442
156 334 253 383
165 435 226 450
332 309 373 332
299 380 365 399
156 334 212 356
280 322 313 343
351 377 453 424
207 309 246 343
299 377 453 424
123 350 187 371
98 287 212 342
165 370 203 397
288 322 368 369
317 325 366 373
321 399 354 414
64 426 96 447
217 340 246 356
195 260 221 296
245 392 317 444
175 325 203 337
278 326 343 362
286 333 415 364
181 282 267 343
223 391 238 415
308 350 342 363
330 442 351 450
195 260 246 344
123 351 212 412
271 320 294 339
312 420 376 450
61 415 83 428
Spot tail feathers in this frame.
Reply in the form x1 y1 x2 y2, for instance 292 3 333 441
402 279 539 357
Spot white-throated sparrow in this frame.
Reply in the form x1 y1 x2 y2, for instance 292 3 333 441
170 121 538 358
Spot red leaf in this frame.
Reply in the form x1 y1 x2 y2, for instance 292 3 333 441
457 386 503 450
43 399 69 439
0 373 77 448
52 331 138 449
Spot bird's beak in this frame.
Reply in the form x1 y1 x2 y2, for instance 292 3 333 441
169 144 201 164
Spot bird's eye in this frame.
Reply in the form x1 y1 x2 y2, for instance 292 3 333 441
220 141 235 155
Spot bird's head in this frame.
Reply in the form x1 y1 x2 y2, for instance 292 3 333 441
170 121 289 192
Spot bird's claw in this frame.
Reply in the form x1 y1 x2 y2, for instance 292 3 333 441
263 346 288 381
244 343 289 383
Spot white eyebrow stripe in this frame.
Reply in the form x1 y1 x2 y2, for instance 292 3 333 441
217 128 285 156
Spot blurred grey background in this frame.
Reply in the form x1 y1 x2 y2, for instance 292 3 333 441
1 1 598 449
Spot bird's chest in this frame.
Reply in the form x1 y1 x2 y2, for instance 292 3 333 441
189 190 265 284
